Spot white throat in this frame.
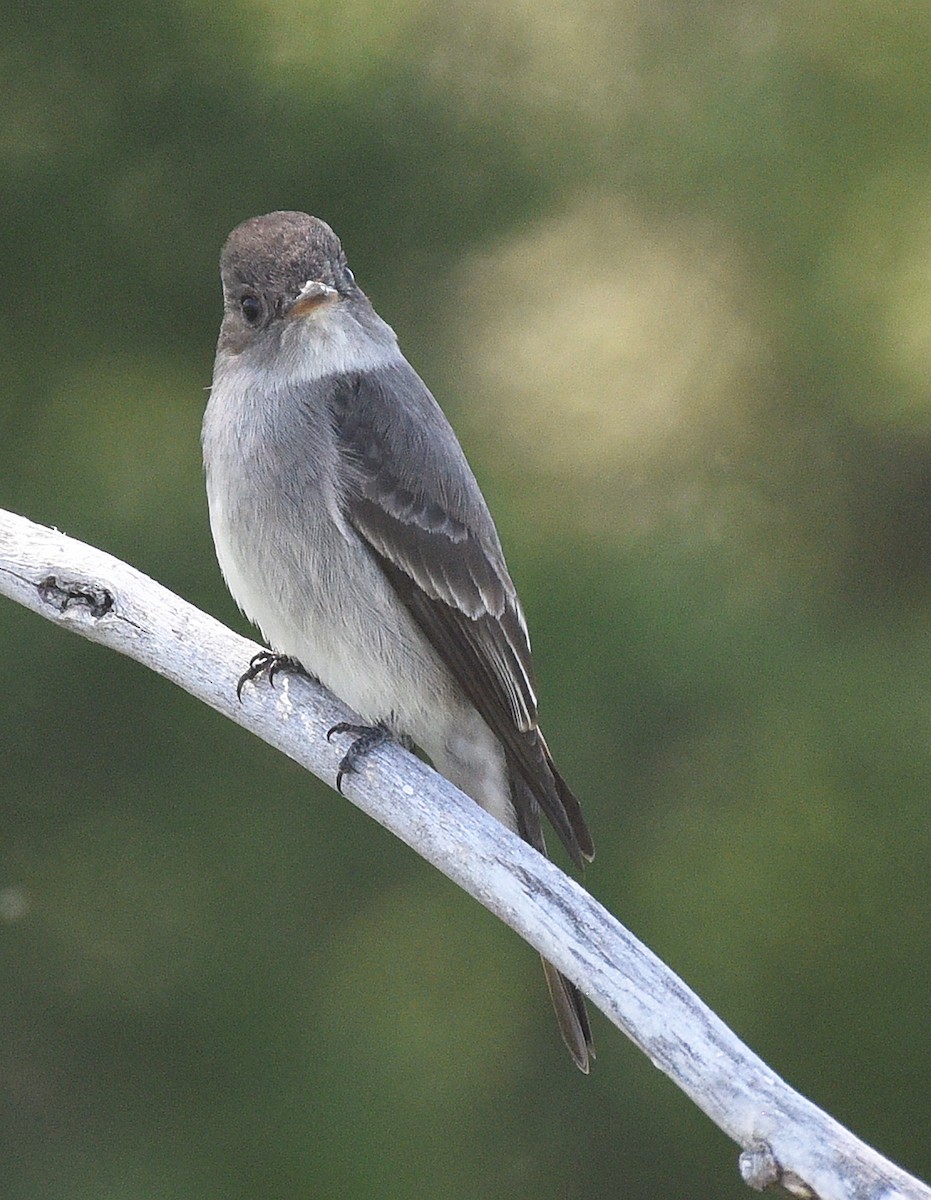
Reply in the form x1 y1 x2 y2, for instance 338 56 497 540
220 304 403 392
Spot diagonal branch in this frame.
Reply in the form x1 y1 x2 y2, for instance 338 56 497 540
0 506 927 1200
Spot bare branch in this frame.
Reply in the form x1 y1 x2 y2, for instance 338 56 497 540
0 506 927 1200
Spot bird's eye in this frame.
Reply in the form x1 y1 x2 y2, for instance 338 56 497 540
240 294 262 325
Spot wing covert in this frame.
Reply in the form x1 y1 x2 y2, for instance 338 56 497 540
331 365 538 733
329 363 593 865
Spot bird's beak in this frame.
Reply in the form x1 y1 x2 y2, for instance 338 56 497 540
288 280 339 319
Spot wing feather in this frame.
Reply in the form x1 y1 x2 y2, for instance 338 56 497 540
330 364 593 865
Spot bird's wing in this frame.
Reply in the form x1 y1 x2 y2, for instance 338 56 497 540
329 362 592 865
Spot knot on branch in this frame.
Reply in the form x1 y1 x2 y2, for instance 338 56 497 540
740 1142 817 1198
38 575 114 620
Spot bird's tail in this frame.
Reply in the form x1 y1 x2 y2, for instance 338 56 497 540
511 775 594 1072
541 957 593 1074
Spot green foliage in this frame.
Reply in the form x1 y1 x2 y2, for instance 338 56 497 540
2 2 929 1195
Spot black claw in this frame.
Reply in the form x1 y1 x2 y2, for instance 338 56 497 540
326 724 391 793
268 655 306 688
236 651 308 702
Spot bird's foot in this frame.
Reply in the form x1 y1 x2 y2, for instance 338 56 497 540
326 723 391 793
236 651 309 702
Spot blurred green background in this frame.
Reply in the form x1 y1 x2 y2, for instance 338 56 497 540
2 2 930 1196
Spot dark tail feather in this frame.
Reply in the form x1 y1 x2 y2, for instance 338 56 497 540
512 776 595 1072
541 958 594 1073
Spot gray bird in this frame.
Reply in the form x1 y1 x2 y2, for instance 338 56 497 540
203 211 594 1070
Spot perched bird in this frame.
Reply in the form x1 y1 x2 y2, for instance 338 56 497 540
203 211 594 1070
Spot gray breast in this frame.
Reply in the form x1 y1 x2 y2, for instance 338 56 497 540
202 360 456 732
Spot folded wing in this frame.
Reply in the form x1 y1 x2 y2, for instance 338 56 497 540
329 363 593 867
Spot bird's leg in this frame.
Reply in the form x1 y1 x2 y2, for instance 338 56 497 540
236 650 310 701
326 723 392 793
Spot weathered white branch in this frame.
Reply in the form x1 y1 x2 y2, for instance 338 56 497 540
0 506 926 1200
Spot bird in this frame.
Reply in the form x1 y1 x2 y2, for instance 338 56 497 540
202 211 594 1070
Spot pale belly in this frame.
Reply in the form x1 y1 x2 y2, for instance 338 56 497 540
204 424 514 829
